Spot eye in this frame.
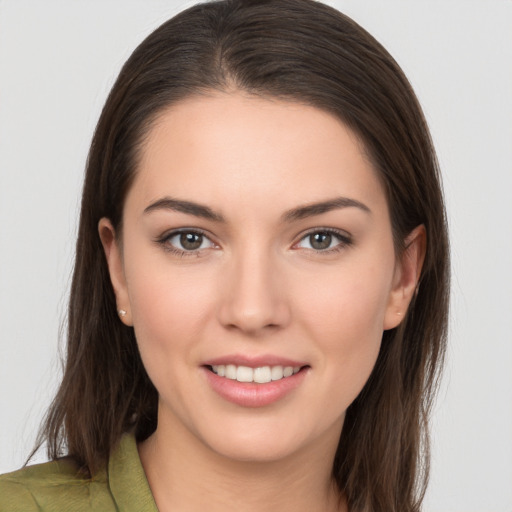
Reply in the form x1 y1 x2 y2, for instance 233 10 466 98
161 230 216 253
295 229 351 252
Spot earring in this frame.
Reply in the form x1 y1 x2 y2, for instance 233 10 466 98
118 309 127 317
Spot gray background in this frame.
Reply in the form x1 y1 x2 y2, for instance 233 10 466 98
1 1 511 510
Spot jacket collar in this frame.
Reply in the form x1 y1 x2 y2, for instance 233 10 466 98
108 433 158 511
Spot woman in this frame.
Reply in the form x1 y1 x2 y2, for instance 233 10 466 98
0 0 449 510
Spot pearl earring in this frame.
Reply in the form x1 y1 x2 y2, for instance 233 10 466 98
118 309 127 317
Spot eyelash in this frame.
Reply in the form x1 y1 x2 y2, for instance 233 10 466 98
156 229 215 257
156 227 352 257
294 228 353 254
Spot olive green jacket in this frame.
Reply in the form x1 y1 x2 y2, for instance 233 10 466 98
0 434 158 511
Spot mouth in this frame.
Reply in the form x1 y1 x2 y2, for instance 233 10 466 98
203 362 310 407
207 364 305 384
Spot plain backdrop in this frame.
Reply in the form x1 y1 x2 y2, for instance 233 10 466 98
1 1 511 511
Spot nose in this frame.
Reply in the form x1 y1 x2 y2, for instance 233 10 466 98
217 247 291 335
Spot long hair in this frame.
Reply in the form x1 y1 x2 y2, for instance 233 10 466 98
34 1 449 510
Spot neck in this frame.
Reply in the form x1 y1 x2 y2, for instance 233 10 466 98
138 417 346 512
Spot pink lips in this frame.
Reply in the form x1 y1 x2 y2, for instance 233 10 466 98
201 354 309 408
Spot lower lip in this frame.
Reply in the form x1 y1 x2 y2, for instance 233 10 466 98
202 367 308 408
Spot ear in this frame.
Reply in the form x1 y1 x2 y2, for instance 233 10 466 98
383 224 426 330
98 218 133 326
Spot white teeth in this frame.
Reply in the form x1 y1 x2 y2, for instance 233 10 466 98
236 366 254 382
254 366 272 383
271 365 283 381
211 364 303 383
225 364 237 380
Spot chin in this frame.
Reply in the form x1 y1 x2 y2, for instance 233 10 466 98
194 412 343 465
208 432 307 464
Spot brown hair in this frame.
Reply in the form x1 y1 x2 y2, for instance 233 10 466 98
33 1 449 510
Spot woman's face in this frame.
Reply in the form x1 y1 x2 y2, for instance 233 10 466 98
101 92 420 463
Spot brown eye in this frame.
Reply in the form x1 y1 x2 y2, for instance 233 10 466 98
180 232 203 250
295 229 352 252
164 230 214 252
309 232 332 250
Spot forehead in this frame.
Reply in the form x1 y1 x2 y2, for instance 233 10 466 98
127 92 388 220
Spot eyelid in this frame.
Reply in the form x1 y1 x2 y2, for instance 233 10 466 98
156 227 218 255
293 227 353 252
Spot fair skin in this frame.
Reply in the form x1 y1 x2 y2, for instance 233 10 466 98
99 92 425 512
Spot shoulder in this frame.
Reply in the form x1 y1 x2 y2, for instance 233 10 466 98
0 458 115 512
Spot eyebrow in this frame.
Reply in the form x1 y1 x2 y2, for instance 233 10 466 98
143 197 226 222
282 197 371 222
143 195 370 223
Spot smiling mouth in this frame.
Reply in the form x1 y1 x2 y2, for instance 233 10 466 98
207 364 305 384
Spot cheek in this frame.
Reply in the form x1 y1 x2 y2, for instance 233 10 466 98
123 253 217 363
293 261 393 398
297 260 393 342
123 259 220 415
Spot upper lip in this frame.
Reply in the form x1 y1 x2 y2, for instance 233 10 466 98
202 354 308 368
